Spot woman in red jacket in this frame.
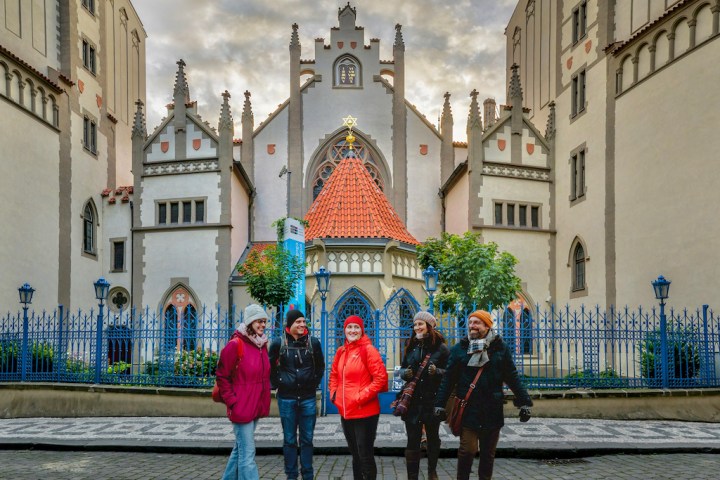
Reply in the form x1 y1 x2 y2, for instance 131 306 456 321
329 315 388 480
216 304 271 480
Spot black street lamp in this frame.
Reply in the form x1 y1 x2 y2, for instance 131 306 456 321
18 283 34 382
93 277 110 384
314 266 331 415
422 266 439 314
651 275 671 389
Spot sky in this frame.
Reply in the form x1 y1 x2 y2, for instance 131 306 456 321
133 0 517 141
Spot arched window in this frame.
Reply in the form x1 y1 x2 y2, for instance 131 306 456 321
331 288 374 351
182 305 197 351
163 305 178 352
573 243 586 291
334 55 361 87
82 201 97 255
312 139 384 200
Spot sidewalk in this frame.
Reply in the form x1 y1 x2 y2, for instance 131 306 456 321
1 415 719 457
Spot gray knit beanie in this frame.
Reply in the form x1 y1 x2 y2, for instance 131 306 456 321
413 311 437 329
244 304 268 326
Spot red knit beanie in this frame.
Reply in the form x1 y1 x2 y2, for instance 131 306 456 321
344 315 365 336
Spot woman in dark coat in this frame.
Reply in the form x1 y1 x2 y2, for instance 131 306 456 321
434 310 532 480
398 311 450 480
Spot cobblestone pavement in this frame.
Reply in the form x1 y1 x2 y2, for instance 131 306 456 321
2 416 720 453
0 450 719 479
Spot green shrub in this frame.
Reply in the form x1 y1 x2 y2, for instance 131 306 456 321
143 348 218 378
66 356 91 374
107 361 131 374
639 327 700 380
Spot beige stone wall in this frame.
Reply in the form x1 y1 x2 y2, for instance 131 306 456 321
444 171 469 235
614 35 720 308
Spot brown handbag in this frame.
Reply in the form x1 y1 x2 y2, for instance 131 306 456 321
445 365 485 436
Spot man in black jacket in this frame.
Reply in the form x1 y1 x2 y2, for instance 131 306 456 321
269 309 325 480
434 310 532 480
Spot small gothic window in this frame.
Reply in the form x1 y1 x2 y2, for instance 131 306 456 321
83 201 96 254
334 56 361 87
312 139 384 200
573 243 586 291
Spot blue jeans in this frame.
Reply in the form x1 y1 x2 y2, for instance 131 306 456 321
278 396 317 480
222 420 259 480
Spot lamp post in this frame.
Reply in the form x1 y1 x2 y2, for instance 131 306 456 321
18 283 35 382
315 266 331 416
651 275 671 389
422 266 439 314
93 277 110 384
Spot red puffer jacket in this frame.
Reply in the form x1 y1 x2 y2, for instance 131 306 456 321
216 331 270 424
329 335 388 419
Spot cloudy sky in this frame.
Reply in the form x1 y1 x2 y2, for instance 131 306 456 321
133 0 517 140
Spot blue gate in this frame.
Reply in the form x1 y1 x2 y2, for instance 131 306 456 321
324 287 375 414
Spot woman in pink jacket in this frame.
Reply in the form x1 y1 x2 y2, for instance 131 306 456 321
329 315 388 480
216 304 271 480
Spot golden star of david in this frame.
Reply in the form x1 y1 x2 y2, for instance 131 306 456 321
342 115 357 130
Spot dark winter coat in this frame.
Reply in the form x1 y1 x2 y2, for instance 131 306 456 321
435 335 532 431
398 336 450 425
268 331 325 400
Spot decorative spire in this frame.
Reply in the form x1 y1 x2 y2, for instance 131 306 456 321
342 115 358 152
290 23 300 49
242 90 253 121
467 89 482 131
394 24 405 48
509 63 523 108
545 101 556 140
173 59 190 105
218 90 233 132
132 99 146 139
442 92 452 117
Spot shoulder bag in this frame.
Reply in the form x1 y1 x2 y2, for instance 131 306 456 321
390 353 432 417
445 365 485 436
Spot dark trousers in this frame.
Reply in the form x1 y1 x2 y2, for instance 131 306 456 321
458 427 501 480
340 414 379 480
405 418 441 472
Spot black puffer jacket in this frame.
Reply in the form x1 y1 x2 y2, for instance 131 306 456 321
268 332 325 400
435 335 532 430
398 336 450 424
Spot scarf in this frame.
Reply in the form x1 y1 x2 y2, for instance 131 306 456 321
467 329 496 367
237 323 268 349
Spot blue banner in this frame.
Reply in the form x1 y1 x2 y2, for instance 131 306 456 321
282 218 306 317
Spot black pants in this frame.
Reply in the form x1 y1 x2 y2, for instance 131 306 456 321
340 415 379 480
404 418 440 451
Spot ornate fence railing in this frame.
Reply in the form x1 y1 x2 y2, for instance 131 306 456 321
1 304 718 390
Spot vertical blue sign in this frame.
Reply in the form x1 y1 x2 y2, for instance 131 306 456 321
283 217 306 316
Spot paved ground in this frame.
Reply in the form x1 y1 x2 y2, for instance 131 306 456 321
0 450 719 479
1 415 720 455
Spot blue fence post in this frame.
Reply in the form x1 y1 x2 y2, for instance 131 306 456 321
56 305 64 382
702 304 710 385
20 306 29 382
659 301 669 389
94 304 104 384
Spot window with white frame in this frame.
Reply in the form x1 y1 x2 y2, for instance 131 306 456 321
83 116 97 153
572 1 587 44
157 199 206 225
493 201 541 228
111 240 125 271
82 40 96 74
571 69 586 117
570 148 586 202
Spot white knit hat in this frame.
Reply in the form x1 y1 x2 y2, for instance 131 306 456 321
244 304 268 326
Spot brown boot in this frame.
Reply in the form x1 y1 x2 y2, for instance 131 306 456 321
404 449 422 480
427 439 440 480
456 451 475 480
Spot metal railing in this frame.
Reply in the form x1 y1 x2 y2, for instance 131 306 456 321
1 304 718 389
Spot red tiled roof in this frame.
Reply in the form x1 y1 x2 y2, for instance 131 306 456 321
304 154 419 245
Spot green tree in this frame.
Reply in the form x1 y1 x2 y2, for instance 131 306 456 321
237 244 305 308
416 232 522 311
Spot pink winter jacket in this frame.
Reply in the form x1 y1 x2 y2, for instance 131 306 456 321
216 331 271 424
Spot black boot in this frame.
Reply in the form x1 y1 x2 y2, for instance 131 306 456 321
426 440 440 480
404 449 421 480
456 451 475 480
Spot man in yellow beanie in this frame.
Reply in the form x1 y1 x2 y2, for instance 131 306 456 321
434 310 532 480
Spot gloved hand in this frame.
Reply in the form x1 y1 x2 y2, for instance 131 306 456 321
433 407 447 421
427 363 437 376
402 368 414 381
519 406 531 422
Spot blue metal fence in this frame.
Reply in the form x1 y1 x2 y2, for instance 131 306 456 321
1 304 718 390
